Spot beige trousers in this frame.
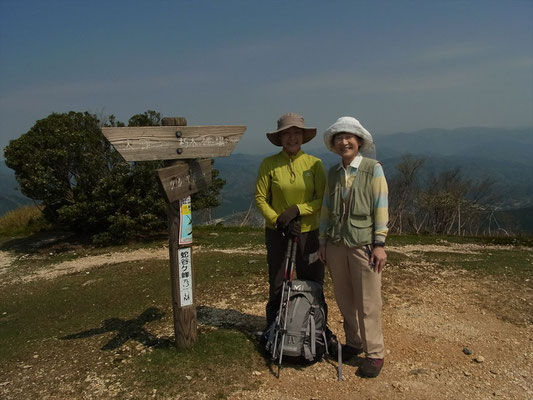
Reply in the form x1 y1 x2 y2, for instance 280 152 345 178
326 241 385 359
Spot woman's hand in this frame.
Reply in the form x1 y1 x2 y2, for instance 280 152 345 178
276 205 300 229
318 244 327 263
370 247 387 273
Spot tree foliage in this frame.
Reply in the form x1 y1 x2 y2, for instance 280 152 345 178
4 112 114 224
128 110 161 127
388 154 425 233
388 154 499 236
192 165 226 211
4 110 226 243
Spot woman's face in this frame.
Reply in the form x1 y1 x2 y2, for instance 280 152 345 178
280 127 304 156
333 132 361 161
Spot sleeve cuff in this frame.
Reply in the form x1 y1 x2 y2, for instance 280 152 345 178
374 234 386 244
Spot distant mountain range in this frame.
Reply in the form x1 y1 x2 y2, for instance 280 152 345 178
214 127 533 218
2 127 532 233
0 161 33 215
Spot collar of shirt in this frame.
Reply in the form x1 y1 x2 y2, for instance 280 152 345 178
280 149 304 160
336 153 363 176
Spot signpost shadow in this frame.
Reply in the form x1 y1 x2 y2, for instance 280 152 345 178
60 307 173 350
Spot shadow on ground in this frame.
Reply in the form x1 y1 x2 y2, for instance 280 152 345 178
196 305 338 377
0 229 168 254
197 305 265 332
60 306 267 352
0 230 85 254
60 307 173 350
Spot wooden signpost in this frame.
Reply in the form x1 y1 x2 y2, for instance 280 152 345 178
155 159 212 204
102 117 245 349
101 125 245 161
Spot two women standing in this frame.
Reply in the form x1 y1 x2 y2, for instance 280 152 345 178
255 113 389 378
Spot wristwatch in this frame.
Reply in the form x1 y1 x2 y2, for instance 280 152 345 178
373 242 385 248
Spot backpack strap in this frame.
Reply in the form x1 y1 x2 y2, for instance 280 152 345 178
304 320 313 361
290 297 301 321
310 309 316 358
321 308 329 355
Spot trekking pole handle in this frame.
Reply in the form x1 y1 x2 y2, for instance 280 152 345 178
289 236 298 280
283 238 293 280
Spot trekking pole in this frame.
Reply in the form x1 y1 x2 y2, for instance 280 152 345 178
278 234 299 374
271 237 293 360
337 341 343 381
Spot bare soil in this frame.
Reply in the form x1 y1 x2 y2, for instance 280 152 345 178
1 242 532 399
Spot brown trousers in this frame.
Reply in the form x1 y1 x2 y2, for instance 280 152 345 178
326 241 385 359
265 228 324 327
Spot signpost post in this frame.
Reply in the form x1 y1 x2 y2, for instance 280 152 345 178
102 117 245 349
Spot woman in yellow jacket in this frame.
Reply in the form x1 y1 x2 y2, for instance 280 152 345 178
255 112 326 335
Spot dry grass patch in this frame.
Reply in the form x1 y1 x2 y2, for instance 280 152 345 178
0 205 49 237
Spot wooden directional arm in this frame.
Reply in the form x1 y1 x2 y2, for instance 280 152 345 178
101 125 246 161
155 159 213 203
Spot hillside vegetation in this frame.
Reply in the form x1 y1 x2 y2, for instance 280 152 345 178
1 111 225 244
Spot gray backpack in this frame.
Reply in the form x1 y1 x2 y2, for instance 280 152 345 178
266 279 328 363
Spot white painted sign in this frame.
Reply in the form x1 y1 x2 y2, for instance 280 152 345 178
178 247 193 307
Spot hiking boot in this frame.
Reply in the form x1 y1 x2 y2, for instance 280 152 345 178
254 329 270 345
341 344 363 362
357 358 384 378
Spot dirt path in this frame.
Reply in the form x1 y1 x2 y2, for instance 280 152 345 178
1 242 531 399
0 242 511 285
0 250 14 276
224 244 533 400
0 245 266 285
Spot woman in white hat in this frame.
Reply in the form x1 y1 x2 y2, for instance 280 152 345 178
319 116 389 378
255 112 327 338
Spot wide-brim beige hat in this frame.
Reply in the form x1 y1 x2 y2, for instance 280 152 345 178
323 116 375 154
267 112 317 146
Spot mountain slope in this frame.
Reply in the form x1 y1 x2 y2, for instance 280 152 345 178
2 127 532 222
0 161 33 216
215 127 533 223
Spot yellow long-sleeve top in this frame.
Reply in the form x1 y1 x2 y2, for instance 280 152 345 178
255 150 326 232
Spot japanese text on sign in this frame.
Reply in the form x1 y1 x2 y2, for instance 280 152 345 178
178 247 193 307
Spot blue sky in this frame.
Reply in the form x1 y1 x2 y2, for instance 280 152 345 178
1 0 532 156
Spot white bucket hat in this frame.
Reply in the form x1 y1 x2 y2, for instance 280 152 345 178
323 116 376 157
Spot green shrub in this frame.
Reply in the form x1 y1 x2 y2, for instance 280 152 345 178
3 111 225 244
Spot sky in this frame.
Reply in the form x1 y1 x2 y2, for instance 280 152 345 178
1 0 532 156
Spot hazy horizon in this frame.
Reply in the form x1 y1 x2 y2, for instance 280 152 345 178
1 1 532 156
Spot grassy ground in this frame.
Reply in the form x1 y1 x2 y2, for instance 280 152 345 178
0 227 270 399
1 227 532 399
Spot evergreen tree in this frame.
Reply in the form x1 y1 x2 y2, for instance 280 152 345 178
4 110 226 243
